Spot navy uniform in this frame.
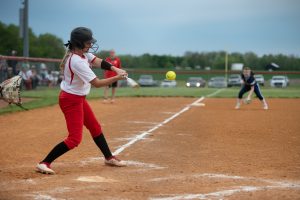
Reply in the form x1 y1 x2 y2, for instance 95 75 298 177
235 70 268 110
238 71 264 100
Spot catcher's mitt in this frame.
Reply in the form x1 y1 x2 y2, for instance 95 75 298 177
0 75 28 110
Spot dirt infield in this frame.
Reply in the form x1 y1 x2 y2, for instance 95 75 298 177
0 97 300 200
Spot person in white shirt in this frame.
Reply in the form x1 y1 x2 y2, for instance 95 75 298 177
36 27 128 175
19 64 32 90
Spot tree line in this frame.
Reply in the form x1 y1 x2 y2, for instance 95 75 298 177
0 21 65 59
1 21 300 71
98 51 300 71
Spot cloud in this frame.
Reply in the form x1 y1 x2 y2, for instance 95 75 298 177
1 0 299 55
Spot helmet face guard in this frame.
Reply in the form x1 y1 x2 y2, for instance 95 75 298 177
88 41 99 53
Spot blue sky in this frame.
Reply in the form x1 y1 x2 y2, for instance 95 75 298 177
1 0 300 56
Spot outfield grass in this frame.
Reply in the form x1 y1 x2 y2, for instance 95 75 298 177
0 86 299 115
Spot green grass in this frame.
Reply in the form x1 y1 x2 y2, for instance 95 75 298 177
0 87 60 114
96 87 219 97
1 86 299 115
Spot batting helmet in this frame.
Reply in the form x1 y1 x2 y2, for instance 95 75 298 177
67 27 98 52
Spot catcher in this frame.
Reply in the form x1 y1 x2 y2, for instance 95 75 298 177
36 27 127 175
235 67 268 110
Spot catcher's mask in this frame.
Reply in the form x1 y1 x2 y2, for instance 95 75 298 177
66 27 99 53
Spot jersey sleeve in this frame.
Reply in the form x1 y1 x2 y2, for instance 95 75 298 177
86 53 96 64
72 60 97 84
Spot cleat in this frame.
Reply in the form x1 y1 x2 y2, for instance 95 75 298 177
235 103 241 109
36 163 55 175
105 156 126 167
263 104 269 110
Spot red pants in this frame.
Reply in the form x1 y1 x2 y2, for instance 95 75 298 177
59 91 102 149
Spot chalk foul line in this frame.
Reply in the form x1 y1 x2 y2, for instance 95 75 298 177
113 96 205 155
206 88 224 97
149 173 300 200
113 89 224 156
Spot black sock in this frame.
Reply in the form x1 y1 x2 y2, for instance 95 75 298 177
93 134 113 159
42 141 69 164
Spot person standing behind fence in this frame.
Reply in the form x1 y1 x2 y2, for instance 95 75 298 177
7 50 18 76
39 63 49 86
30 65 40 89
19 64 32 90
103 49 122 103
0 57 8 82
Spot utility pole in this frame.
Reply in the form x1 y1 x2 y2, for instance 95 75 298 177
23 0 29 57
225 51 228 82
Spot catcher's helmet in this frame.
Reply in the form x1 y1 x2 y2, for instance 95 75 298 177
69 27 98 52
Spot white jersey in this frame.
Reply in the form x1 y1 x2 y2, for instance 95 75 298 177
19 70 32 81
60 52 97 96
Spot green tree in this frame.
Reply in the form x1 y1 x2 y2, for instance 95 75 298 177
34 33 65 58
0 22 22 55
212 51 226 70
243 52 259 69
0 21 64 58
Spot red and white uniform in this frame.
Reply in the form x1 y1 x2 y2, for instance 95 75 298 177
60 52 102 149
104 57 121 78
61 53 96 95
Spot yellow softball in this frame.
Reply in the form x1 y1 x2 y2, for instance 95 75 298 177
166 71 176 80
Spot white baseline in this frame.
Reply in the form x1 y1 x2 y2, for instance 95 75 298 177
113 96 206 155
